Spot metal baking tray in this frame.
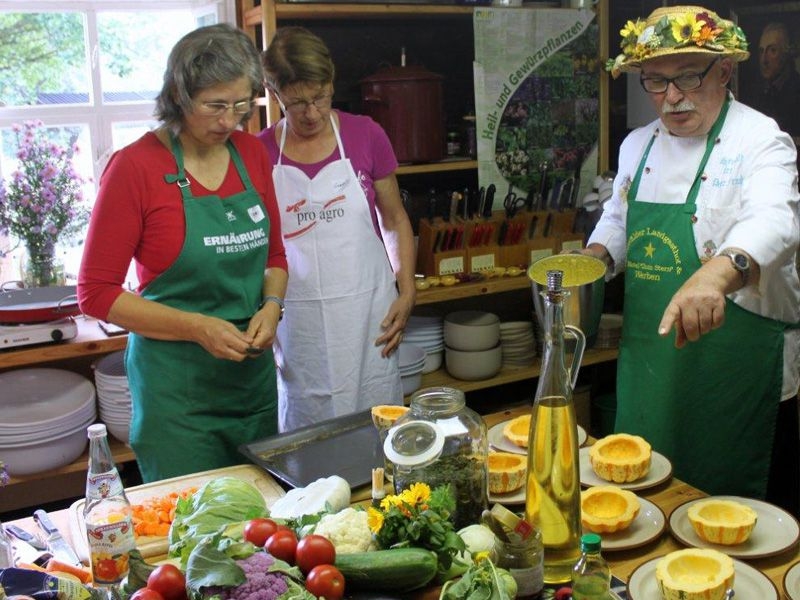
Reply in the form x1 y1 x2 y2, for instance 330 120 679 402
239 409 383 489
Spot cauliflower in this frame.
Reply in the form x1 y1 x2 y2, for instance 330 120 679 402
213 552 288 600
313 507 378 554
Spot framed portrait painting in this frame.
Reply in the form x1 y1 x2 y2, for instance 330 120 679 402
732 2 800 142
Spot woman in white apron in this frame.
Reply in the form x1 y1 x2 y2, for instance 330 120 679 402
259 27 416 431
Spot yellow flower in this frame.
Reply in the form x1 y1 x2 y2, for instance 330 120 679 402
367 506 384 533
400 482 431 506
474 551 491 564
620 19 644 41
671 12 702 45
382 494 404 511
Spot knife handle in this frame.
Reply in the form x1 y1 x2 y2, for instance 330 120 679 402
5 524 40 545
33 509 58 536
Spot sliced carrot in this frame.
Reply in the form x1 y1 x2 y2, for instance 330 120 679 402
46 558 93 584
130 486 198 538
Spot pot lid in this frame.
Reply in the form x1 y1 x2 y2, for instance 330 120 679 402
384 420 445 467
360 64 443 83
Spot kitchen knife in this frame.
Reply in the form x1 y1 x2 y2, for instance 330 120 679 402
462 188 470 220
33 509 82 566
476 186 486 218
527 215 539 240
5 530 52 567
538 161 551 210
5 524 46 551
482 184 496 218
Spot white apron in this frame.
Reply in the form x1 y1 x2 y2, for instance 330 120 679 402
272 114 402 432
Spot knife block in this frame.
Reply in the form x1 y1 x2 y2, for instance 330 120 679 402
467 244 500 274
416 218 467 276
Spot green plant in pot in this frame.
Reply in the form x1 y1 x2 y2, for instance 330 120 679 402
0 120 89 287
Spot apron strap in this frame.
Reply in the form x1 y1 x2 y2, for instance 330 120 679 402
277 113 346 164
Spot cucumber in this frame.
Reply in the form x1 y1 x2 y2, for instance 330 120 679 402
334 548 438 592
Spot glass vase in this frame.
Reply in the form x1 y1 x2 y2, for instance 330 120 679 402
24 243 65 288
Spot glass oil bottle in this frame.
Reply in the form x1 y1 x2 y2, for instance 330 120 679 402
524 269 586 585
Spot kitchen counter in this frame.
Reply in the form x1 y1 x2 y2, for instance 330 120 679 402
7 405 799 598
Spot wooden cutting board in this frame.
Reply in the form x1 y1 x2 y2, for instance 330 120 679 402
68 463 286 562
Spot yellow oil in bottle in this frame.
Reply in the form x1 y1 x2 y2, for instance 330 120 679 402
524 395 582 585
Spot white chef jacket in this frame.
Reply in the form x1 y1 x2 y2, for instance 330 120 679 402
589 95 800 399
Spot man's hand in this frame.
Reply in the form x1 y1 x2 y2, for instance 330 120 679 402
657 270 729 348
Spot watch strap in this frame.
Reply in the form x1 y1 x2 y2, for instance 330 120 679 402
260 295 285 320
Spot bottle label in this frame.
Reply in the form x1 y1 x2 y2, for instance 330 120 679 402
86 518 135 585
510 565 544 596
87 470 124 499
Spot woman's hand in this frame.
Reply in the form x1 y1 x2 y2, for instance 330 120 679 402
193 314 259 361
375 292 415 358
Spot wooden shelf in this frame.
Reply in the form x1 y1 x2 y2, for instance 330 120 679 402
405 346 618 398
244 3 474 26
0 317 127 370
415 274 530 304
396 159 477 175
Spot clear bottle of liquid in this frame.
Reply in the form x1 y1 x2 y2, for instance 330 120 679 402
83 424 136 587
0 521 14 568
524 269 585 585
572 533 612 599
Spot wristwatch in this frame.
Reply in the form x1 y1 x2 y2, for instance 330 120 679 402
260 295 285 321
718 249 751 286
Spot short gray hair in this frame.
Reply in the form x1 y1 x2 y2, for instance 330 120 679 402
262 26 335 93
155 23 263 135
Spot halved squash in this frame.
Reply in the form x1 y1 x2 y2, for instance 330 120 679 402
580 485 640 533
502 414 531 448
655 548 734 600
589 433 651 483
487 451 526 493
687 499 758 546
371 405 410 430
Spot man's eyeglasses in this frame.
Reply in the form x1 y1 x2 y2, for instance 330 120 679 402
196 100 255 117
639 58 719 94
277 93 334 114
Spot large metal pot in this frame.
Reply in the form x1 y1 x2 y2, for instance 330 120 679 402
360 65 444 164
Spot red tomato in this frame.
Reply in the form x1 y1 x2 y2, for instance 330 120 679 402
243 518 279 547
147 564 187 600
130 589 165 600
304 564 345 600
295 535 336 575
265 529 298 564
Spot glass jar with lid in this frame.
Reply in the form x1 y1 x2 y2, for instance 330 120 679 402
384 386 488 529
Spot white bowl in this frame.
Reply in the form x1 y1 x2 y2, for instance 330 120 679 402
399 343 427 371
444 310 501 351
445 343 502 381
401 370 423 396
0 418 92 476
421 349 444 374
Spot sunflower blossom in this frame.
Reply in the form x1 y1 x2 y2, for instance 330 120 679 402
671 12 703 45
366 506 384 533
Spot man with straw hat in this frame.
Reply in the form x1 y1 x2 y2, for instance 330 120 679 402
585 6 800 516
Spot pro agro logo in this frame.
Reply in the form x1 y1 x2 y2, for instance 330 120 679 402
285 194 346 239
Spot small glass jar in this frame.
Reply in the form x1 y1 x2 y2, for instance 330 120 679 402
490 529 544 599
384 386 488 529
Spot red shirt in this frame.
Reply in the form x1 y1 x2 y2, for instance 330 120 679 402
78 131 287 320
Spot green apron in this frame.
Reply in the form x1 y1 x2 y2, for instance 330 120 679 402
616 99 785 498
127 134 278 483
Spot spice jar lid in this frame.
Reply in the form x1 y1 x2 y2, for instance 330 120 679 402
383 420 445 467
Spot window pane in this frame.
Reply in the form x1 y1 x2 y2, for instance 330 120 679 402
0 11 90 107
112 121 158 150
97 11 198 104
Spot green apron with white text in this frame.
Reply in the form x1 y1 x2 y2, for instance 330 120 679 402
126 134 278 483
616 99 784 498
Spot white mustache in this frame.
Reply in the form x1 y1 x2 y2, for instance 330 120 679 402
662 100 696 113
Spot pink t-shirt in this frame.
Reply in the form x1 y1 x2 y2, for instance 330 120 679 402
257 111 398 230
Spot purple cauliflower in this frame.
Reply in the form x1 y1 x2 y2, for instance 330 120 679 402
218 552 288 600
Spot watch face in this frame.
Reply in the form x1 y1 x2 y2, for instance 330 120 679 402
733 254 749 269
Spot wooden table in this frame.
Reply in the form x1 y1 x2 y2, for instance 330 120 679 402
8 405 799 598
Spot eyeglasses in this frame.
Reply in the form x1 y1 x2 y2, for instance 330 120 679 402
639 59 719 94
277 92 334 114
195 100 255 117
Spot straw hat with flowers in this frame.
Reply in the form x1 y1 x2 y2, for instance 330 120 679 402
606 5 749 78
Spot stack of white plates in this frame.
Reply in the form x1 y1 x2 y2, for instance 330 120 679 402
0 368 96 475
398 342 426 396
405 314 445 374
94 351 132 445
596 313 623 349
500 320 538 367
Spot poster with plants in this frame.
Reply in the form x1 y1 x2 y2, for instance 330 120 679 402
474 8 599 204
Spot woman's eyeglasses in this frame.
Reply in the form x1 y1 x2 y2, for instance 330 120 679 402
196 100 255 117
639 58 719 94
277 93 334 114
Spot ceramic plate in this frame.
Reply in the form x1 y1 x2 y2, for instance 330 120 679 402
784 560 800 600
579 447 672 491
627 555 778 600
669 495 800 559
489 485 526 505
597 497 666 552
487 420 587 455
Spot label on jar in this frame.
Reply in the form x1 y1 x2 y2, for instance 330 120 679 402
510 564 544 597
86 518 135 585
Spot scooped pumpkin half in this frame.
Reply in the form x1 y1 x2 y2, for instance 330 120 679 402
371 404 410 430
687 499 757 545
487 451 526 494
589 433 651 483
655 548 734 600
502 414 531 448
580 485 640 533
